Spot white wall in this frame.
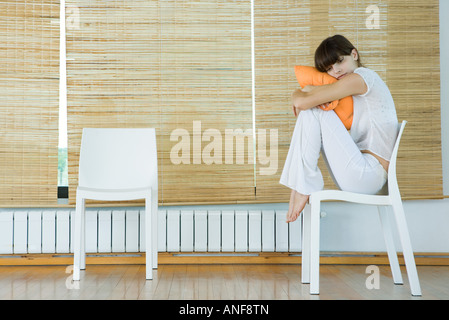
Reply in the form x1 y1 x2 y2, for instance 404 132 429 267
319 199 449 252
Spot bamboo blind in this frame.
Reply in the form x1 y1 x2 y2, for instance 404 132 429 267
158 0 254 204
66 0 442 206
66 0 254 205
0 1 60 206
254 0 442 202
254 0 313 203
385 0 442 199
66 0 162 205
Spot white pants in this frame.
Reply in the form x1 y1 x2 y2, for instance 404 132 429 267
280 108 387 195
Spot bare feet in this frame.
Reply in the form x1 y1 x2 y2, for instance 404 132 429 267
286 189 296 221
286 190 309 223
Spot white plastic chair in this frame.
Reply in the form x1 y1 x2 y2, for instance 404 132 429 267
301 121 422 296
73 128 158 281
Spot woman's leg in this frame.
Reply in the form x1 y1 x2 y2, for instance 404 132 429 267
280 108 326 222
318 110 387 195
280 108 386 222
281 108 324 223
286 190 309 223
280 109 324 196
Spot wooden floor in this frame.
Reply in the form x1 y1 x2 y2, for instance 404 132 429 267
1 264 449 300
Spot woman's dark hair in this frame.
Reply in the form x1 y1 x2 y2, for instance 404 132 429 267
314 35 362 72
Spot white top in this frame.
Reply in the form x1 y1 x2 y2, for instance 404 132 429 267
351 67 398 161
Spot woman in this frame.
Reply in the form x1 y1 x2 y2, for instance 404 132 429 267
280 35 398 223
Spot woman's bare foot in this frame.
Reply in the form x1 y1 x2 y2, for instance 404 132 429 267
287 189 296 221
286 191 309 223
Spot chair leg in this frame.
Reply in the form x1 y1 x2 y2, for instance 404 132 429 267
152 188 158 269
73 196 85 281
309 198 321 295
80 205 86 270
301 204 311 284
377 206 403 284
391 200 421 296
145 195 153 280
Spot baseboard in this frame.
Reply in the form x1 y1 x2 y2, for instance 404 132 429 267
0 252 448 266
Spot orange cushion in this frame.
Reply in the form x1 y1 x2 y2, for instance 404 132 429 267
294 65 353 130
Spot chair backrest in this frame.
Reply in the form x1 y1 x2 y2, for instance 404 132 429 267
78 128 157 190
387 120 407 192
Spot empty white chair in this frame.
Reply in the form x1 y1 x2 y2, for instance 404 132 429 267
73 128 158 281
301 121 422 296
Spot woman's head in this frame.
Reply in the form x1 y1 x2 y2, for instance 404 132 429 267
314 35 362 79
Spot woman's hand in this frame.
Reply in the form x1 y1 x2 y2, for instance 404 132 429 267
291 89 306 117
292 104 300 117
291 86 314 116
291 88 306 107
318 102 331 109
291 86 332 116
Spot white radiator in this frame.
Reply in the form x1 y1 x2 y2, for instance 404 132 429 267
0 208 302 254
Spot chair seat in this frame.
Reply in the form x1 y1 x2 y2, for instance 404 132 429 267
77 186 152 201
311 189 392 206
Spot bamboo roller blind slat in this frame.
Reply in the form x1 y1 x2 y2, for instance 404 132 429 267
0 1 60 206
65 0 441 206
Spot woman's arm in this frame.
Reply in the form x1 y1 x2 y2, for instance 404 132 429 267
291 73 367 111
